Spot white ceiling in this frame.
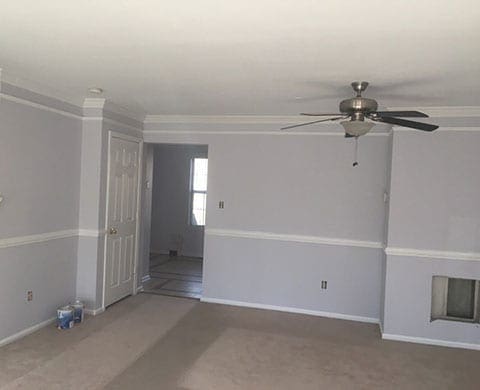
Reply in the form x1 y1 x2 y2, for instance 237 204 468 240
1 0 479 116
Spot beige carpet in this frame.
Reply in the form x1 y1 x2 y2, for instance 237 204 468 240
1 294 479 389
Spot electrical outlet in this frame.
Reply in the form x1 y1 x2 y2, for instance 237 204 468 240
321 281 328 290
218 201 225 209
26 290 33 302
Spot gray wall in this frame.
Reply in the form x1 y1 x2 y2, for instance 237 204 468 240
145 130 389 321
383 130 480 345
150 144 208 258
0 98 82 341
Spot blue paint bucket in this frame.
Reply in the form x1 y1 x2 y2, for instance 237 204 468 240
57 306 74 330
71 300 85 324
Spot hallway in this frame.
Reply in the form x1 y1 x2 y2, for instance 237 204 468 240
142 254 203 299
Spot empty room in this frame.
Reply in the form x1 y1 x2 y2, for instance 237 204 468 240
1 1 479 389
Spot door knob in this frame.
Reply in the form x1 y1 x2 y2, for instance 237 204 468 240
109 227 118 235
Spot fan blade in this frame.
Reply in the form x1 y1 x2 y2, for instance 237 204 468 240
300 113 342 116
281 116 345 130
374 116 439 131
375 111 429 118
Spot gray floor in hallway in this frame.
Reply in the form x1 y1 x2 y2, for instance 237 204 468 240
1 294 479 389
143 254 203 299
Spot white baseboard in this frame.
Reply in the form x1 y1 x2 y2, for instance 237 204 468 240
141 274 151 283
0 317 56 347
84 307 105 316
381 332 480 351
200 297 379 324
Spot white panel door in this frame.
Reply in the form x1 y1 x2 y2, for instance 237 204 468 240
104 133 141 307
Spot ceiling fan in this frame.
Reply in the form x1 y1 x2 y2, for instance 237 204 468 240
281 81 439 137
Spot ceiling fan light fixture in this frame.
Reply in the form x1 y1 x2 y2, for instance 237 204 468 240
340 120 375 137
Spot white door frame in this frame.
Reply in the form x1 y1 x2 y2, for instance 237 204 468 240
102 130 144 309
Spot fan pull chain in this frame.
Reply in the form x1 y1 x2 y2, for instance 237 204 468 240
353 136 359 167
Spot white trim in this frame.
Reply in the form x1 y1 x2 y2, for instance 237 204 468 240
201 297 379 324
205 228 383 249
0 93 82 120
386 106 480 118
0 68 81 108
144 115 306 124
143 130 389 137
84 307 105 316
83 98 106 109
381 333 480 351
0 229 78 249
394 126 480 133
78 229 105 238
0 317 56 347
143 127 480 138
105 101 146 123
82 98 106 109
385 247 480 262
0 229 107 249
101 118 144 133
145 110 480 124
141 274 151 283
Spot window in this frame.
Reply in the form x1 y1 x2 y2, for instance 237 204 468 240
431 276 480 323
190 158 208 226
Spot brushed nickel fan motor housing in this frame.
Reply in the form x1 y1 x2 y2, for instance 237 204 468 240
339 97 378 116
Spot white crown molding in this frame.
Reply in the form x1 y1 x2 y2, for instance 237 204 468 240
104 101 146 123
1 73 144 126
1 68 82 107
205 228 383 249
83 98 106 109
0 93 83 120
386 106 480 118
143 129 389 137
394 126 480 133
381 332 480 351
83 117 144 134
385 246 480 262
201 297 379 324
145 109 480 126
0 317 56 348
144 115 308 124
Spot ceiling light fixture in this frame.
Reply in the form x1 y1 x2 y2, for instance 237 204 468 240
88 87 104 94
340 120 375 137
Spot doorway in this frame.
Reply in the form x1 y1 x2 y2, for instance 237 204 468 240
104 132 142 307
143 144 208 299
